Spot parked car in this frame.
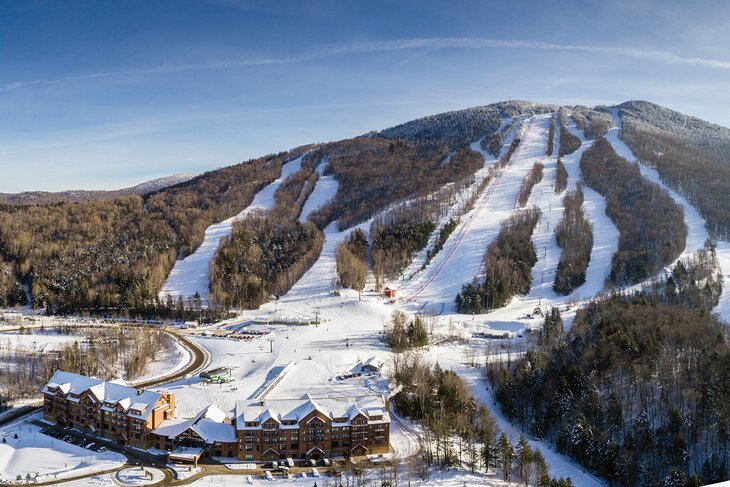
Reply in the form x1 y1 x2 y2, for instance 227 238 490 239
98 446 107 453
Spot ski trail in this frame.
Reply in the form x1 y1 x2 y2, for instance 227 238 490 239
605 109 730 322
605 109 708 258
299 159 339 223
560 121 619 301
159 155 305 304
394 115 550 315
281 221 370 303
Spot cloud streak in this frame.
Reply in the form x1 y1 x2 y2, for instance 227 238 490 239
3 36 729 93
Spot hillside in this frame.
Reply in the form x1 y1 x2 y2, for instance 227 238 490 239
2 99 730 486
0 172 197 205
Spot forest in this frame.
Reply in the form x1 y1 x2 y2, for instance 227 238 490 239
553 187 593 295
580 137 687 285
488 295 729 486
619 110 730 240
0 148 309 316
546 115 556 157
642 243 723 311
0 325 174 406
389 347 574 486
558 110 581 157
310 140 484 230
455 208 541 313
554 159 568 194
210 214 323 309
571 108 613 139
335 229 368 297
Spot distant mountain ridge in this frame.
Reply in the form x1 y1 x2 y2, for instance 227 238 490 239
0 172 197 205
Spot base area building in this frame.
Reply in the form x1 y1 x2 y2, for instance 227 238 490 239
42 371 390 462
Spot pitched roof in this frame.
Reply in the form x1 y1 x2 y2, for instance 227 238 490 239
153 404 235 443
42 370 163 420
234 395 388 430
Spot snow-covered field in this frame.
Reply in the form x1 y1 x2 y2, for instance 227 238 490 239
0 414 126 483
0 331 80 352
130 337 191 384
159 154 306 303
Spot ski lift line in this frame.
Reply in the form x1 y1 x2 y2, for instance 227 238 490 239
399 117 537 304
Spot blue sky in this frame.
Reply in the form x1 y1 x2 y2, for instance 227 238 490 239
1 0 729 192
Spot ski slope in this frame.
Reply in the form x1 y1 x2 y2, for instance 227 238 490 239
395 115 548 315
561 121 619 300
606 109 709 259
299 159 339 223
605 109 730 323
159 155 305 303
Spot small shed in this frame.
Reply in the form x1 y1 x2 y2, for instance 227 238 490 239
384 287 397 299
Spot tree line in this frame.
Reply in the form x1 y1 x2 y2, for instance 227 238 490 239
0 148 310 316
580 137 687 286
0 326 174 406
335 229 369 298
517 163 544 207
210 214 323 309
620 117 730 240
558 110 581 157
553 186 593 295
455 207 541 313
488 296 729 486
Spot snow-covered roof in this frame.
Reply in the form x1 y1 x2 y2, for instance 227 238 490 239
153 404 235 443
235 395 389 430
42 370 164 420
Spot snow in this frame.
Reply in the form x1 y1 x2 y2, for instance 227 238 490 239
299 159 339 223
606 109 709 260
186 470 520 486
115 467 165 486
560 121 619 301
0 332 79 352
606 109 730 323
419 342 605 487
0 414 126 483
714 240 730 323
159 154 306 303
130 337 190 383
153 112 608 486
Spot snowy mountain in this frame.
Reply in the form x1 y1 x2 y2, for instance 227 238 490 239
2 99 730 486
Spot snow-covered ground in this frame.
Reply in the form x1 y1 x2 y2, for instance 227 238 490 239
0 331 80 352
0 414 126 483
299 159 339 223
606 109 709 259
606 109 730 323
130 337 191 384
713 242 730 323
561 122 619 301
159 154 306 303
154 112 609 486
